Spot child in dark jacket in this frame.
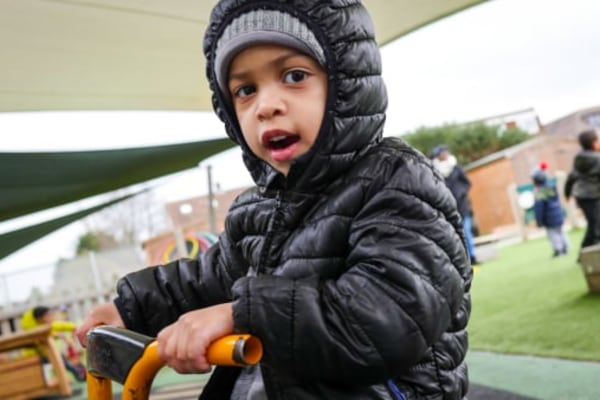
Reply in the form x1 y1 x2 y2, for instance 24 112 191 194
76 1 472 399
565 129 600 252
532 166 569 257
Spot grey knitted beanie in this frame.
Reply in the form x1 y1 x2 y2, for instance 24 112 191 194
214 9 326 96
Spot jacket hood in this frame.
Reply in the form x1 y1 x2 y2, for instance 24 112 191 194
203 0 387 191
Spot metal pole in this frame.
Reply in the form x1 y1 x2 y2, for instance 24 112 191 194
173 227 189 258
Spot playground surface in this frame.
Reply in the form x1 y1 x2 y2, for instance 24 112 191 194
59 349 600 400
468 350 600 400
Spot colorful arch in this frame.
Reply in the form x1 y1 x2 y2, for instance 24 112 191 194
162 232 218 263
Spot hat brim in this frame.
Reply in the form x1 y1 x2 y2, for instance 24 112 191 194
215 31 323 95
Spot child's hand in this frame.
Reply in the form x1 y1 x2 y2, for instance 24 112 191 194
156 302 234 374
75 302 125 347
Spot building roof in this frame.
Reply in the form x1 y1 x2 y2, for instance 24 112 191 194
465 105 600 171
543 105 600 137
465 136 546 171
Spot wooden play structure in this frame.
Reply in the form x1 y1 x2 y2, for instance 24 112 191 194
0 325 72 399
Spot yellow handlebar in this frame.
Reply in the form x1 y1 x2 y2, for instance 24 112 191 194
206 333 263 366
86 327 262 400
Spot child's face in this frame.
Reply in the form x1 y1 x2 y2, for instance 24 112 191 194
227 44 327 176
39 311 53 324
437 150 449 161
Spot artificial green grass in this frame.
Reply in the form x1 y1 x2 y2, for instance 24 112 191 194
469 228 600 361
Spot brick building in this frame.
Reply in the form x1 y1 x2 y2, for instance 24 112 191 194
141 105 600 254
466 105 600 235
142 186 250 264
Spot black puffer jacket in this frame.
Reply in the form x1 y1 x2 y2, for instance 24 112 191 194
565 150 600 200
114 1 471 399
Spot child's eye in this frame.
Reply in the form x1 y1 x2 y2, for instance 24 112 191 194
283 70 308 84
233 84 256 98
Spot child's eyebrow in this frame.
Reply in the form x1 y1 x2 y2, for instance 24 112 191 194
228 51 306 82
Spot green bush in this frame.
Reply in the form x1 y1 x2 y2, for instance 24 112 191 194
402 122 530 165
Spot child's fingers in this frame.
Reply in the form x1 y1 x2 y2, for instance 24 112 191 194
74 303 123 346
157 322 211 373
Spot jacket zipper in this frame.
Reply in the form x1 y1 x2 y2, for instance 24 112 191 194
256 189 283 275
257 190 284 398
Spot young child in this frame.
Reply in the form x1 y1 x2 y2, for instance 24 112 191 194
76 1 472 399
532 164 568 257
21 306 87 382
565 129 600 253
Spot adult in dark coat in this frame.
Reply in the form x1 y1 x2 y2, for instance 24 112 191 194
431 145 479 265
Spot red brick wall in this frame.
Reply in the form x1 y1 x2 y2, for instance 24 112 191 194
508 136 578 186
467 135 579 234
143 186 250 265
468 158 516 234
165 187 248 233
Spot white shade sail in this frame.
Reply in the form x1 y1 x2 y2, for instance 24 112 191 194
0 1 486 259
0 0 485 113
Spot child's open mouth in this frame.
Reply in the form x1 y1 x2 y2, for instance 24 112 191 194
262 131 300 161
265 134 299 150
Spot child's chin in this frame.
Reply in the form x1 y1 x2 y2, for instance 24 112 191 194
263 159 289 176
273 164 290 176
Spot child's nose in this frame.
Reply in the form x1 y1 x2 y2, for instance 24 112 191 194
256 86 285 121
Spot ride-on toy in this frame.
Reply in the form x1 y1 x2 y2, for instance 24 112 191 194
85 326 262 400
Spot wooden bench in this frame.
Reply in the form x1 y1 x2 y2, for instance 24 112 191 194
579 244 600 293
0 325 72 399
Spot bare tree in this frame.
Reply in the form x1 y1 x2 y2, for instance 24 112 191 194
81 189 170 248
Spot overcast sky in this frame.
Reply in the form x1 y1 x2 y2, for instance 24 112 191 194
2 0 600 300
382 0 600 134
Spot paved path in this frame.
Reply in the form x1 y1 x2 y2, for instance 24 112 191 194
468 350 600 400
